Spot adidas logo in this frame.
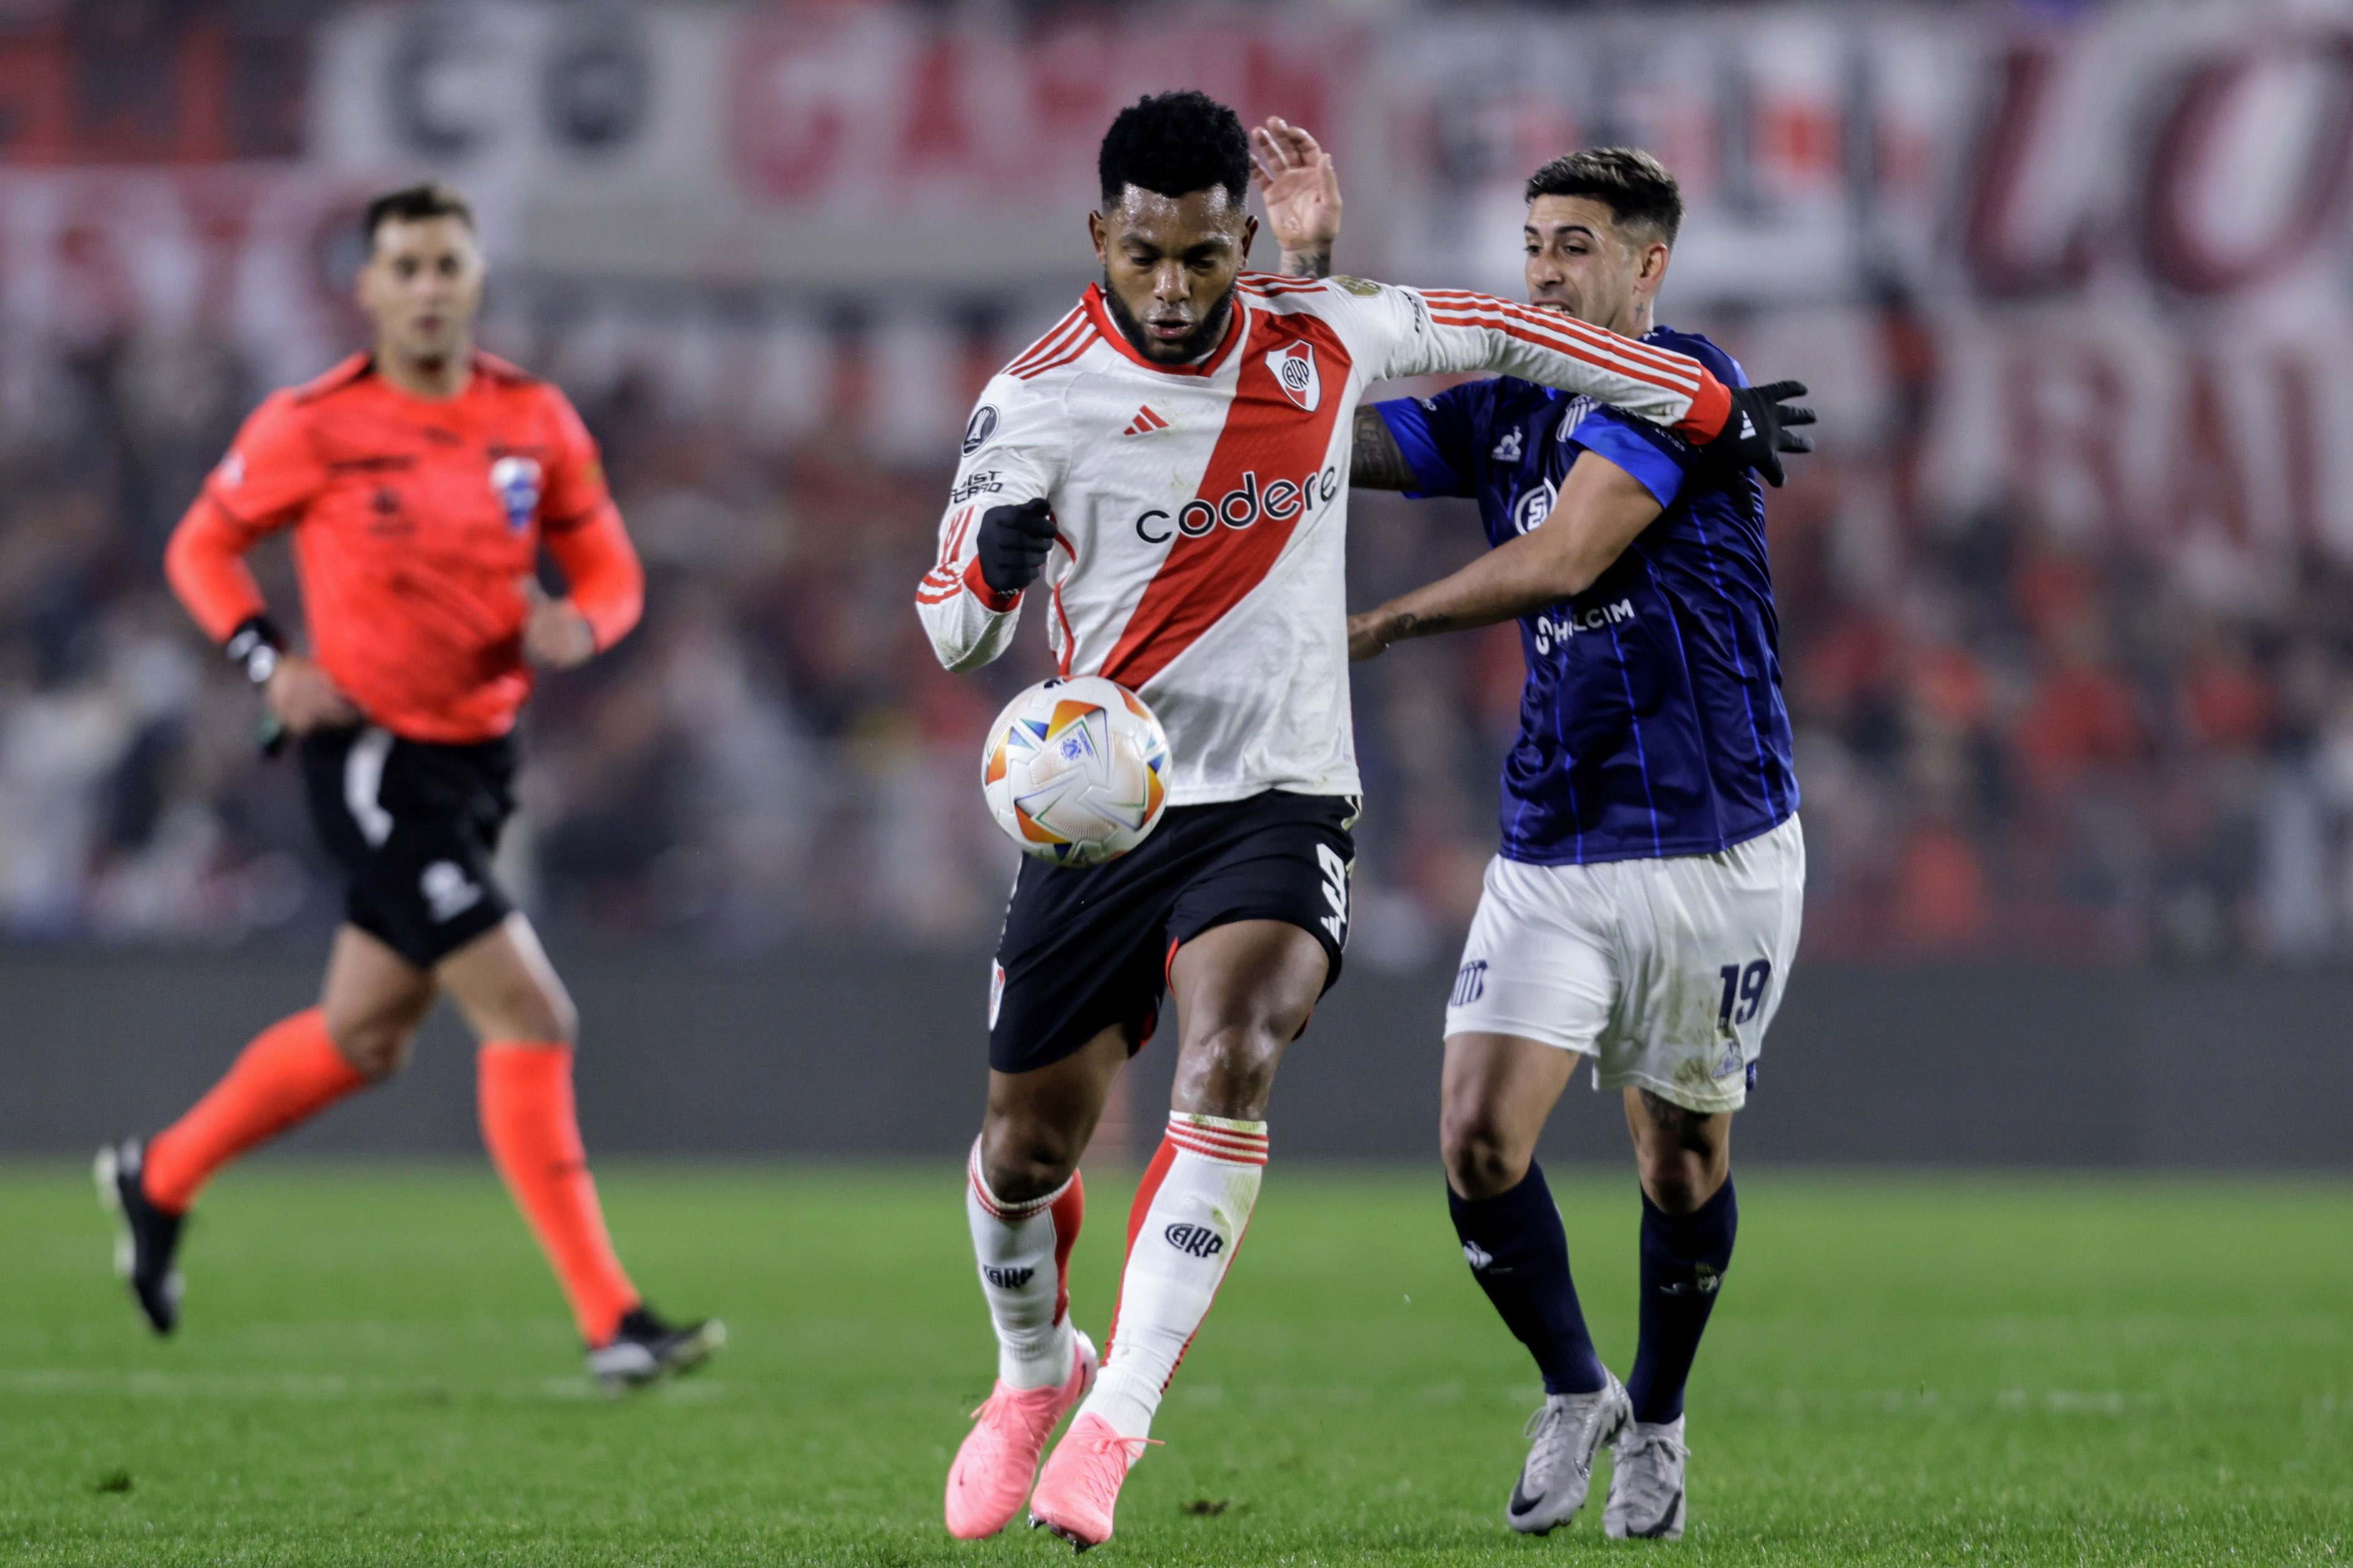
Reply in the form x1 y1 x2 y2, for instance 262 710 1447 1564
1738 413 1757 440
1123 405 1170 436
1462 1241 1494 1271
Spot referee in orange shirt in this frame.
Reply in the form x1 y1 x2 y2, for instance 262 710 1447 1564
97 183 719 1390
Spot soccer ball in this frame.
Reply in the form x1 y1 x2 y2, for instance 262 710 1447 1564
981 675 1171 867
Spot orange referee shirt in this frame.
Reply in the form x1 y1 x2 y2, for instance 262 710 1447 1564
165 352 643 745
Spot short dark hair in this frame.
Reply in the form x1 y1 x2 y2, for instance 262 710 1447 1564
361 182 474 250
1097 90 1250 211
1524 148 1682 246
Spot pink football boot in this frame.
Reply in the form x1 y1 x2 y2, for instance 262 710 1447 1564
944 1331 1098 1539
1027 1412 1155 1551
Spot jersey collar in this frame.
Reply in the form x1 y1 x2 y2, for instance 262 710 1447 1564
1082 283 1248 378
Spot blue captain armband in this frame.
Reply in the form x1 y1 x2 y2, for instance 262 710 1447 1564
1569 415 1690 512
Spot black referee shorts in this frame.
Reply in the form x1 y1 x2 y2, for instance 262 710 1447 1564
987 790 1357 1075
299 725 517 969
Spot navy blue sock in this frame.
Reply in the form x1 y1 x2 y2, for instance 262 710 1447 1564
1447 1162 1606 1396
1626 1176 1738 1425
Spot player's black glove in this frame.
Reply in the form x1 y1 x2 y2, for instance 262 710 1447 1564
975 498 1057 597
1700 380 1815 488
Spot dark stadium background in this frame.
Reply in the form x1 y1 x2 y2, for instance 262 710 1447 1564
2 0 2349 1169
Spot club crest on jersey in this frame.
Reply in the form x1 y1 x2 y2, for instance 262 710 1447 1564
1264 340 1321 413
489 455 541 532
1511 478 1558 535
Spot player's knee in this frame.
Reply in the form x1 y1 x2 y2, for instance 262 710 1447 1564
1637 1148 1724 1214
978 1116 1080 1203
527 984 579 1047
1175 1021 1286 1118
478 977 576 1046
326 1017 414 1082
1440 1110 1531 1201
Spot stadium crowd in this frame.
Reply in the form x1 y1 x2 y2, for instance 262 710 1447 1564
2 306 2347 967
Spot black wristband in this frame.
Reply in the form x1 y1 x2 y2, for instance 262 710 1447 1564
224 615 288 687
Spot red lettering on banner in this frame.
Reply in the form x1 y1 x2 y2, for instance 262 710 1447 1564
1756 101 1841 188
1241 39 1331 154
728 17 1355 208
1964 47 2098 296
1101 312 1352 691
2144 36 2353 296
899 35 972 173
1027 25 1113 139
2009 346 2126 536
730 17 851 199
2276 355 2324 546
2170 358 2249 545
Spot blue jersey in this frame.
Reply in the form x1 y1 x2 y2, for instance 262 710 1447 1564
1374 325 1797 866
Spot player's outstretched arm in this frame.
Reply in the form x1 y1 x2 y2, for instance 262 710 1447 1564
1249 117 1340 279
1349 450 1660 660
1364 288 1815 483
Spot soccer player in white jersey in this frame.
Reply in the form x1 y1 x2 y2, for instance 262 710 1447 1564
1279 143 1812 1537
916 92 1808 1550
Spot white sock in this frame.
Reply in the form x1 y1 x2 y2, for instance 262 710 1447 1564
1080 1112 1267 1440
966 1143 1083 1389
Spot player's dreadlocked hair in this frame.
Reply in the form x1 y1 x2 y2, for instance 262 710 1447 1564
362 181 475 249
1098 90 1251 211
1525 148 1683 247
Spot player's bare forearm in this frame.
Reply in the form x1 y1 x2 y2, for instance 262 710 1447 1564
1349 452 1661 660
1348 407 1417 491
1279 248 1332 279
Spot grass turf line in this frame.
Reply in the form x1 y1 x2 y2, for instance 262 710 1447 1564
1 1161 2346 1565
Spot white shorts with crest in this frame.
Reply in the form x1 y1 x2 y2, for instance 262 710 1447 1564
1443 815 1805 1115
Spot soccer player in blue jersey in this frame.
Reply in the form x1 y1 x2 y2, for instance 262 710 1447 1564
1265 140 1813 1537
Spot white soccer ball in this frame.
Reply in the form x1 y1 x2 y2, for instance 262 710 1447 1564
981 675 1172 867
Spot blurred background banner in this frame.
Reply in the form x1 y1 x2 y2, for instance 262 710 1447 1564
8 0 2353 1160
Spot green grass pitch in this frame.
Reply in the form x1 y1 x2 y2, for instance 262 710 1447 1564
2 1161 2347 1565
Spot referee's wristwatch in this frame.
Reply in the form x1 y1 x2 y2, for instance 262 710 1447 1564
224 615 287 687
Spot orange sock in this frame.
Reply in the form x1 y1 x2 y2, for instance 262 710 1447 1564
142 1008 368 1214
477 1043 640 1345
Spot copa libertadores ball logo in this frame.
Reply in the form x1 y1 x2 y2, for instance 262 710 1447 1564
962 404 999 456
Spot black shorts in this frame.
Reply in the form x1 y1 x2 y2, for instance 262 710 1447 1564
987 790 1357 1075
299 725 517 969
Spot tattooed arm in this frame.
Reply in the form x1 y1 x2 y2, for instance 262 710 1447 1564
1346 449 1662 661
1349 407 1419 491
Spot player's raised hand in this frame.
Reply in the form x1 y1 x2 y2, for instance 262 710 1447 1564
1249 117 1341 278
263 653 361 735
519 575 597 670
1704 380 1815 488
975 498 1057 598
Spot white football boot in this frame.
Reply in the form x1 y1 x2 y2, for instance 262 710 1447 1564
1604 1415 1689 1539
1505 1369 1632 1534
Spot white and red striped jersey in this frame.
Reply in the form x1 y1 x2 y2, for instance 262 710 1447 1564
916 274 1732 806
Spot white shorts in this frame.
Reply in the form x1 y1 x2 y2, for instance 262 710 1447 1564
1443 815 1805 1115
